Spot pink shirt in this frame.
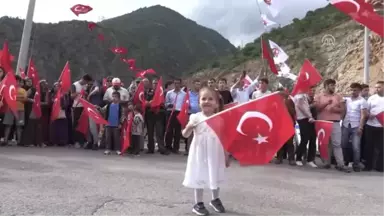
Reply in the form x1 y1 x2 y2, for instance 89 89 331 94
315 92 344 121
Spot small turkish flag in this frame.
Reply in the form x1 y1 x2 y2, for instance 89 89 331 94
122 112 134 153
314 120 333 160
88 22 97 31
70 4 93 16
133 81 145 105
177 92 190 128
376 111 384 126
331 0 384 37
110 47 127 55
151 77 164 108
32 84 42 118
205 92 295 165
0 41 14 74
27 58 39 86
291 59 322 96
0 72 18 116
58 61 71 93
50 89 62 122
19 68 26 79
261 39 278 75
78 98 108 125
76 110 89 135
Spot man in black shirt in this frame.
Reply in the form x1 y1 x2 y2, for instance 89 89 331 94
144 78 169 155
218 78 233 105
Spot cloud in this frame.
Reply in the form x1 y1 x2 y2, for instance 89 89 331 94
189 0 329 46
1 0 329 46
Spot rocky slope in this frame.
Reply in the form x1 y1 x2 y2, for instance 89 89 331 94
190 20 383 93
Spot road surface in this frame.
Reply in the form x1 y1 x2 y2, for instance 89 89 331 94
0 147 382 215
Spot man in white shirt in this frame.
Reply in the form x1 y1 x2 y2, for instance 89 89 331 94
293 92 317 168
164 78 186 154
71 74 93 148
103 78 130 103
363 81 384 172
230 71 258 104
341 83 367 171
252 78 271 99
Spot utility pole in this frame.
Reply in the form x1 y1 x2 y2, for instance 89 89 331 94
363 0 371 84
16 0 36 75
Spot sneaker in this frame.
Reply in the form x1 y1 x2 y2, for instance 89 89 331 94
274 159 283 164
323 164 332 169
104 150 111 155
116 151 122 155
336 165 351 173
74 143 81 149
210 198 225 213
296 161 304 166
192 202 209 216
353 166 361 172
307 161 318 168
289 160 296 166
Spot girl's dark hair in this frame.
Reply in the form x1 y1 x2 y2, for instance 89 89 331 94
199 87 223 113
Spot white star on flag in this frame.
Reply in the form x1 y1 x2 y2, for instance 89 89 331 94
269 40 289 63
260 14 277 28
254 134 268 144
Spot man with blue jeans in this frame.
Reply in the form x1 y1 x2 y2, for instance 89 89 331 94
341 83 367 172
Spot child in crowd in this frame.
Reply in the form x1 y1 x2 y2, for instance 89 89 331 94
182 87 229 216
102 91 124 155
130 104 144 156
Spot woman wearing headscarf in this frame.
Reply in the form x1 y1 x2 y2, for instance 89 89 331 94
20 77 42 147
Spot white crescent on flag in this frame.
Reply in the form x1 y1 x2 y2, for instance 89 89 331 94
236 111 273 136
9 85 16 101
331 0 361 13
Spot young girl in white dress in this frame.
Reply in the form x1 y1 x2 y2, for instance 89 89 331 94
182 87 230 216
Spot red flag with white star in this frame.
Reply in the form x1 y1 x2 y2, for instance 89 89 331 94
0 72 18 116
331 0 384 37
205 92 294 165
177 92 190 128
27 58 39 86
78 98 108 125
151 77 164 108
58 61 71 93
32 84 42 118
122 112 134 153
110 47 127 55
291 59 322 96
314 120 333 160
70 4 93 16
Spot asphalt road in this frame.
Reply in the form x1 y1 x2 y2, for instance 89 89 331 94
0 147 383 216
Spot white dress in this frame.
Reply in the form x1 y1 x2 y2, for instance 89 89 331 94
182 112 226 190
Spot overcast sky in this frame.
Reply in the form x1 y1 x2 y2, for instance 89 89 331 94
0 0 328 46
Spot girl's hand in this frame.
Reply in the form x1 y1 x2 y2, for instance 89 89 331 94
185 123 195 131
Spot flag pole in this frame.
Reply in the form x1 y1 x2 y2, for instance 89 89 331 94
16 0 37 75
363 0 370 84
255 0 267 78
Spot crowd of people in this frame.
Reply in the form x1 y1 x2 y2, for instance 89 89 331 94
0 66 383 175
